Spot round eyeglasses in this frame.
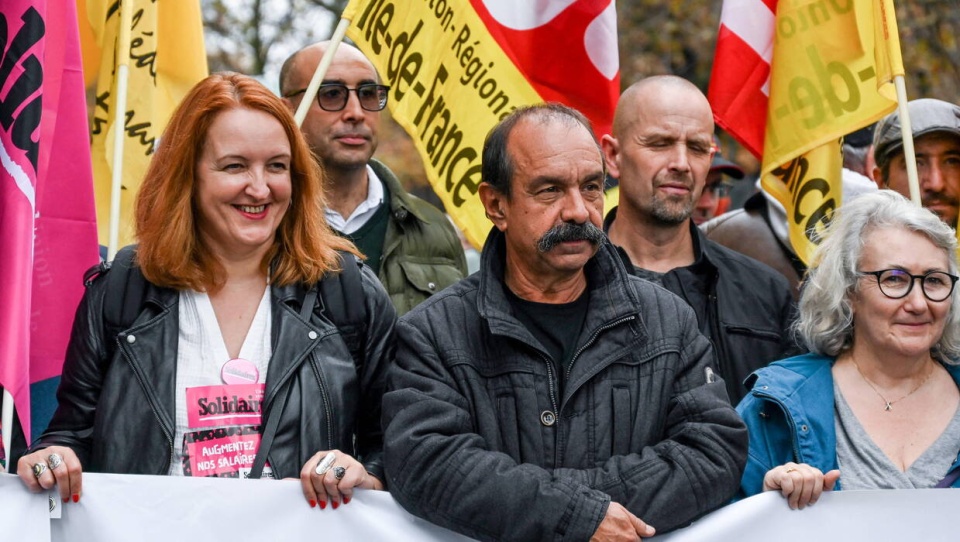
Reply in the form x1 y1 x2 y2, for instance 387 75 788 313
859 269 959 302
284 83 390 112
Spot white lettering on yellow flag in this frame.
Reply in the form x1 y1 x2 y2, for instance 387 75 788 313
341 0 543 249
761 0 902 264
81 0 208 247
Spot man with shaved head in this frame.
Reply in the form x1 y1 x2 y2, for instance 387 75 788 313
603 76 796 403
280 42 466 315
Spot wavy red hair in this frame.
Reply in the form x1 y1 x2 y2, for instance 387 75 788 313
135 72 357 291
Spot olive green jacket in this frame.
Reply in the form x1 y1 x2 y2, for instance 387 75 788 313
372 159 468 315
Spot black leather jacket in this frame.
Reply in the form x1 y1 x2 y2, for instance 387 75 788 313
384 229 747 541
35 263 395 481
701 192 806 300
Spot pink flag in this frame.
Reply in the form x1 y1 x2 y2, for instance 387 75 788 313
469 0 620 138
708 0 777 158
0 1 99 442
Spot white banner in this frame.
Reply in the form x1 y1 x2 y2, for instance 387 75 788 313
0 474 49 542
0 472 472 541
659 489 959 541
2 472 959 541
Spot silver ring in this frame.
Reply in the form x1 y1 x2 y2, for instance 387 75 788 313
314 452 337 476
333 466 347 480
32 462 47 479
48 453 63 470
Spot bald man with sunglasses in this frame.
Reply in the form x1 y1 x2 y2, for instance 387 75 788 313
280 42 467 315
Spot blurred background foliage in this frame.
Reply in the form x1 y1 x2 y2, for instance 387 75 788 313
202 0 960 203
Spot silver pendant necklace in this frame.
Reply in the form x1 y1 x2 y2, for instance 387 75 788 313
851 357 933 411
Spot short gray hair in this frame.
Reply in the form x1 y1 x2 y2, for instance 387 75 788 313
797 190 960 361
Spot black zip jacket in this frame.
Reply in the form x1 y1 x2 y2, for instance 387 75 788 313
605 208 798 403
383 229 747 541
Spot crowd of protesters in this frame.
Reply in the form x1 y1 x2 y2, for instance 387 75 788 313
9 40 960 542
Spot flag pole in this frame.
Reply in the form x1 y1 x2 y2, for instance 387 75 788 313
880 0 917 206
107 0 135 260
294 17 352 127
893 75 920 206
1 390 13 472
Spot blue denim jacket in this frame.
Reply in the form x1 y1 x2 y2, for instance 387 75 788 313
736 353 960 498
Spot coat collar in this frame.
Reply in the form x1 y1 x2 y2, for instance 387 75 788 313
369 158 434 225
137 281 335 411
748 352 960 402
745 352 960 473
603 205 719 279
476 227 642 341
745 353 839 468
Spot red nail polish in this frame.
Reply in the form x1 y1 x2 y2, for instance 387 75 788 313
62 498 69 504
318 500 327 510
344 495 351 504
72 494 79 503
332 501 339 509
309 500 317 508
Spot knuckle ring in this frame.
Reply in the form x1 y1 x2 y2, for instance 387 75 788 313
47 453 63 470
314 452 337 476
785 467 798 473
32 462 47 479
333 466 347 481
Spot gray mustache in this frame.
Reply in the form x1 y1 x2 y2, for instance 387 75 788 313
537 222 605 253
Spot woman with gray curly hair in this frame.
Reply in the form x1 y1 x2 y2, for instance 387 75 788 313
737 190 960 508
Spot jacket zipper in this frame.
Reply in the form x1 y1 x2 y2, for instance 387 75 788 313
539 352 560 418
537 351 563 469
707 293 727 376
566 315 638 384
552 315 637 465
310 359 335 451
119 336 175 471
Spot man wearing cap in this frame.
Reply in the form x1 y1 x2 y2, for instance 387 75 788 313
603 76 796 403
692 140 745 225
872 98 960 227
280 42 467 315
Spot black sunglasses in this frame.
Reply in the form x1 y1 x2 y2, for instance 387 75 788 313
284 83 390 112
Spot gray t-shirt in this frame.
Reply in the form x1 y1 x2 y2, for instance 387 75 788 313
633 266 664 286
834 382 960 489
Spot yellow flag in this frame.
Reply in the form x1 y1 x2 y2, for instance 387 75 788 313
874 0 905 98
761 0 903 264
340 1 560 249
81 0 208 247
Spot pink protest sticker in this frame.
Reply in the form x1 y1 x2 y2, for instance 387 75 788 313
186 384 265 428
185 430 261 477
221 358 259 385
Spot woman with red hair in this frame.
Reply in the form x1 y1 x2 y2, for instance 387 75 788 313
17 73 394 510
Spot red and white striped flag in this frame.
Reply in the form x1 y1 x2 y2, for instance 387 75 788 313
471 0 620 139
343 0 620 248
708 0 775 158
709 0 902 264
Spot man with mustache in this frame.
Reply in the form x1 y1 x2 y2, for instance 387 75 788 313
872 98 960 228
602 76 796 403
383 103 747 541
280 42 466 315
